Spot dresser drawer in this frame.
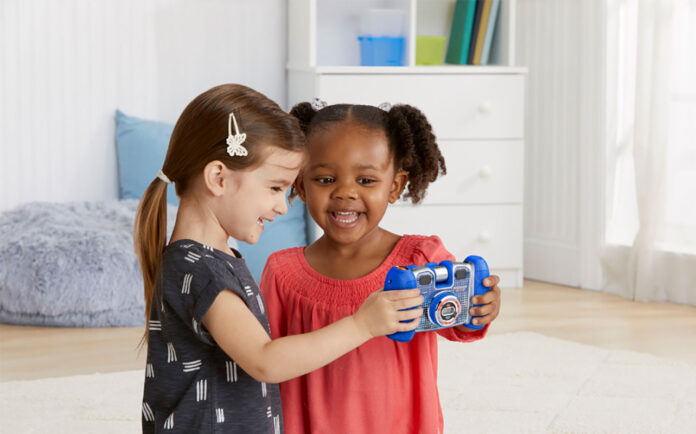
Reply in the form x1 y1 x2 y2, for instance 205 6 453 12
317 73 524 139
380 204 523 269
408 139 523 205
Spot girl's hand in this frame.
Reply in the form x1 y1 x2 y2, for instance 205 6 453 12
352 288 424 338
469 275 501 327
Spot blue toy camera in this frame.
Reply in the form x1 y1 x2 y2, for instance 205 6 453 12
384 255 489 342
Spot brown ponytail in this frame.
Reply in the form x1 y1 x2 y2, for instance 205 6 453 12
134 84 304 341
133 178 168 338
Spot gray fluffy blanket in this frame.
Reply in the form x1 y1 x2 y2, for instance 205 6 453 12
0 200 176 327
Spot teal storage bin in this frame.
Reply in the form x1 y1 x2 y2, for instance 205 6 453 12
358 36 405 66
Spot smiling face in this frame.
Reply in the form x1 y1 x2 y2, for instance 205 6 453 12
218 147 304 244
296 121 407 247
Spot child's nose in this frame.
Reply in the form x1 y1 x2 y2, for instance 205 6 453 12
332 181 357 200
274 196 288 215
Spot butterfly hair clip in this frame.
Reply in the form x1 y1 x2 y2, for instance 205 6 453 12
226 112 248 157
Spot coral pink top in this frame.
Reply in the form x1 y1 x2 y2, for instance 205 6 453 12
260 235 488 434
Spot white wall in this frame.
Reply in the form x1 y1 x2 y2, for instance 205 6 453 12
517 0 606 289
0 0 287 213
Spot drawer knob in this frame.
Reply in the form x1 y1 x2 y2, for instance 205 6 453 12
478 102 493 115
479 166 493 179
477 231 491 243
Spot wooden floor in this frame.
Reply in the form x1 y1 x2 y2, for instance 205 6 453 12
2 280 696 381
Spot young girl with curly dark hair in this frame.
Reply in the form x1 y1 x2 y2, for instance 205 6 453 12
260 101 502 434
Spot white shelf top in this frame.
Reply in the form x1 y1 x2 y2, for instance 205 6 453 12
287 64 527 75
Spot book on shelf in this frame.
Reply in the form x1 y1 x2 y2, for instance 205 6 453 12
467 0 484 64
444 0 477 64
480 0 501 65
473 0 492 64
446 0 501 65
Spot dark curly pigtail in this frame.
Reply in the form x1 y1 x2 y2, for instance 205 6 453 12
385 104 446 203
289 102 317 135
288 102 318 200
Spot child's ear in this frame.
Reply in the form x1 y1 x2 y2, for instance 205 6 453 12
202 160 232 197
389 170 408 203
294 175 307 203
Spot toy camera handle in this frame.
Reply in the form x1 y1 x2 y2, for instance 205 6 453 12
465 255 489 330
383 265 419 342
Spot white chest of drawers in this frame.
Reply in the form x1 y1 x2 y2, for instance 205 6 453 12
287 0 524 287
288 66 526 287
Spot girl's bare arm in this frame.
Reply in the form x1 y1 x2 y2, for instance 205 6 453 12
203 288 422 384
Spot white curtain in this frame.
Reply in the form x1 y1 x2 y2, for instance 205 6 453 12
603 0 696 304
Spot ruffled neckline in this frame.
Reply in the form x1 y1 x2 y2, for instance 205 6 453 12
285 235 420 306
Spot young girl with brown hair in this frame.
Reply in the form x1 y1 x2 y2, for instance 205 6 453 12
260 101 502 434
133 85 423 434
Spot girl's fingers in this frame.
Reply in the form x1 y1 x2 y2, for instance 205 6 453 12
471 305 500 324
397 318 420 331
397 308 422 322
383 288 421 300
472 292 492 305
471 309 499 326
470 303 495 317
394 295 424 310
470 316 489 326
472 285 501 305
483 275 500 287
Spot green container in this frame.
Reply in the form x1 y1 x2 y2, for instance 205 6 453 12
416 36 446 65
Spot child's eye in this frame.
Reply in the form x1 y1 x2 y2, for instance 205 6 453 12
315 177 334 184
357 178 376 185
271 186 283 193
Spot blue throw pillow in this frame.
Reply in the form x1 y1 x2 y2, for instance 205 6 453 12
114 109 309 282
115 110 178 205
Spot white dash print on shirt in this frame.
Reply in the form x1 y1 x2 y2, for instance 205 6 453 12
202 244 214 252
266 406 272 418
261 382 267 397
164 413 174 430
226 361 238 382
196 379 207 401
181 273 192 294
185 251 201 263
181 243 194 248
216 408 225 423
145 363 155 378
274 415 281 434
183 360 202 372
256 294 265 314
167 342 177 363
192 318 199 334
244 285 254 297
149 320 161 331
142 402 154 422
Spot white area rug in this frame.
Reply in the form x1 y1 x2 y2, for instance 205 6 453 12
1 332 694 433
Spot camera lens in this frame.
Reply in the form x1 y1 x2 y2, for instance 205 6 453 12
428 292 461 327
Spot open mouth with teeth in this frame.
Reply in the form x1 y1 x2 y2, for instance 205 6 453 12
257 217 272 228
329 211 362 228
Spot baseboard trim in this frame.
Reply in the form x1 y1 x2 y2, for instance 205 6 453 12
524 239 580 287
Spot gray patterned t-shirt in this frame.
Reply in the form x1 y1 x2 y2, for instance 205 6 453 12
142 239 283 434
